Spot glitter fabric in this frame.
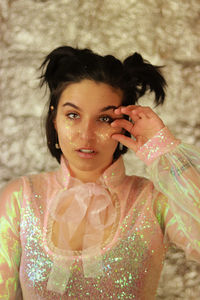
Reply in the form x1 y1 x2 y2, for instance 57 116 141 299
136 127 181 165
1 128 200 299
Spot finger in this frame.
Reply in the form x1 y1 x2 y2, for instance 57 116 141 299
113 110 145 124
122 105 141 109
111 133 138 152
129 114 140 123
132 106 156 119
111 118 134 133
113 107 124 115
120 106 141 122
122 106 154 119
114 105 140 115
120 106 144 119
119 105 141 114
112 134 148 153
114 106 141 123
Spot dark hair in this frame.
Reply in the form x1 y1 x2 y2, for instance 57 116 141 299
40 46 166 163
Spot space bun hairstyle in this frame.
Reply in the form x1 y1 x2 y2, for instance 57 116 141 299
122 53 166 106
40 46 166 163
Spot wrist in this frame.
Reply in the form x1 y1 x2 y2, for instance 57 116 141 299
136 127 181 165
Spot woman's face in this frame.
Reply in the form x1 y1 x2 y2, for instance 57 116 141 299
54 79 123 178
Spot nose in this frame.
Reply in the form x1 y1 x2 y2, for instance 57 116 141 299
79 119 96 141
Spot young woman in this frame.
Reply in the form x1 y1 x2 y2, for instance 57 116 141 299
0 46 200 299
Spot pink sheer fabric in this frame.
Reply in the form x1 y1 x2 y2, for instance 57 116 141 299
43 175 117 293
0 127 200 299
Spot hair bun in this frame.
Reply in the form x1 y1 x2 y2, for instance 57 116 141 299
123 52 144 66
123 52 166 106
40 46 78 91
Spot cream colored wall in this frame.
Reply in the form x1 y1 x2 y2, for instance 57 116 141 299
0 0 200 298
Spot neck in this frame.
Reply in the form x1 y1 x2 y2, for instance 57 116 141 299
67 161 114 183
69 167 102 183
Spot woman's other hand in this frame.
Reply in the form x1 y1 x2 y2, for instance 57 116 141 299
111 105 165 152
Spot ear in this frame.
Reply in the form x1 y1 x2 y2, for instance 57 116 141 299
53 118 57 131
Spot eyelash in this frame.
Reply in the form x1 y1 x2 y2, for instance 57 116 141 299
99 116 114 124
66 113 80 120
66 113 114 124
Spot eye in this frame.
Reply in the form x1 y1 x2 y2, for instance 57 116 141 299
66 112 80 120
99 116 113 124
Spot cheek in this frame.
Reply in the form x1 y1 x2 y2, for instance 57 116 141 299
58 121 79 146
57 120 122 146
95 126 121 144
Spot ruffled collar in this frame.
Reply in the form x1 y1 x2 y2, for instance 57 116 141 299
44 155 125 294
59 155 126 190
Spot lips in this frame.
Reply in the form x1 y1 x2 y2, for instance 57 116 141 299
76 148 97 158
79 149 95 153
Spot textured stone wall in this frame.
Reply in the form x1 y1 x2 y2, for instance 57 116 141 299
0 0 200 298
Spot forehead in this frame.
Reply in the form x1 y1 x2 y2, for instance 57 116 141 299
58 79 123 109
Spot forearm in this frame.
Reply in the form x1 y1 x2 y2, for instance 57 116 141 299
136 127 200 261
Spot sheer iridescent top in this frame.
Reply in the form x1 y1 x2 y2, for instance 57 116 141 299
0 127 200 300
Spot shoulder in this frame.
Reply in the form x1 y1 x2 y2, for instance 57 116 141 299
0 177 25 212
22 168 62 203
0 177 24 198
123 174 157 206
26 169 59 190
121 174 153 200
125 174 152 190
0 169 57 202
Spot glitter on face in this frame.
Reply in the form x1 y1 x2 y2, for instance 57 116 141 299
63 119 118 146
54 79 123 178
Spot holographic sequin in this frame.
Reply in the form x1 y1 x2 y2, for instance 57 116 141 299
1 131 200 299
15 170 167 299
21 203 52 283
136 127 181 165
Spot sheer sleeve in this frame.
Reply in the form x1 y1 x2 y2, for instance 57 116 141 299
136 127 200 262
0 178 23 300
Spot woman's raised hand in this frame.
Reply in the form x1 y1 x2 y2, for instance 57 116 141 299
111 105 165 153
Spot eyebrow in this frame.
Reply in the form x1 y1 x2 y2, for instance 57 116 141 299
62 102 119 112
62 102 81 110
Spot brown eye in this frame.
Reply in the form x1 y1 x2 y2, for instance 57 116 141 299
66 113 80 120
99 116 113 123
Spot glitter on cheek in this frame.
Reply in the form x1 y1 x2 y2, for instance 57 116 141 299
57 121 79 148
61 120 119 147
95 131 110 142
64 122 74 143
94 126 121 144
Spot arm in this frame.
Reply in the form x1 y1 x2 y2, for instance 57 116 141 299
111 106 200 262
137 127 200 262
0 178 23 299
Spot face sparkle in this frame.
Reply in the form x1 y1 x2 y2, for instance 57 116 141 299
54 79 123 179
